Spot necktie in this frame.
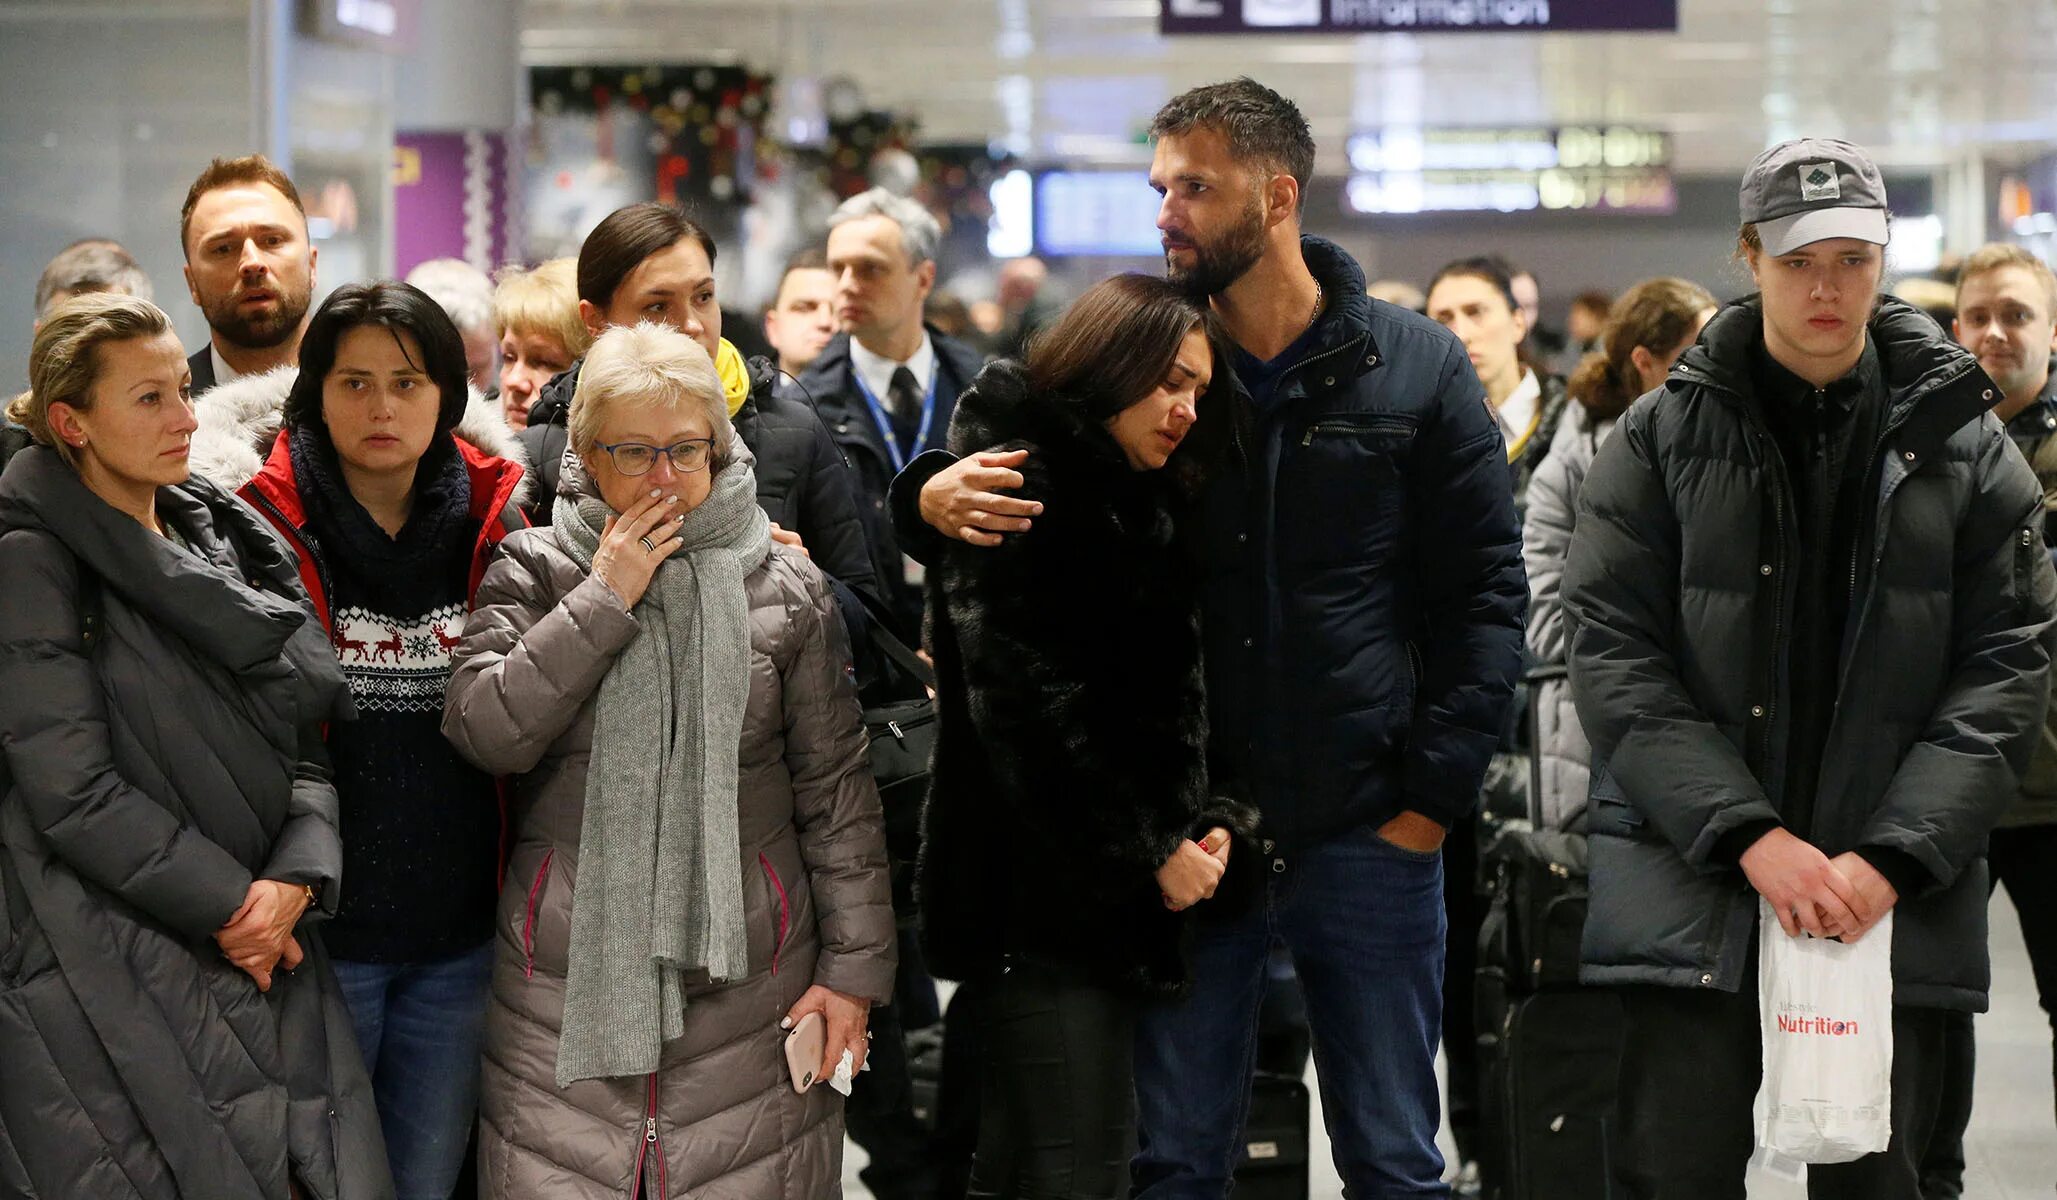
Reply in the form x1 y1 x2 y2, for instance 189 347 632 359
887 366 923 425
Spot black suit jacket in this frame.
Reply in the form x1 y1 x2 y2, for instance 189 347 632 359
186 345 217 398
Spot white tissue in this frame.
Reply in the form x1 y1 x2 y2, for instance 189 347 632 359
828 1047 866 1096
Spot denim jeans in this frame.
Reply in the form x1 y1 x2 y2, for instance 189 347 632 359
330 941 494 1200
1133 823 1450 1199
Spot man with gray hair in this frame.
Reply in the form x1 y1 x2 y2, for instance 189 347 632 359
795 187 990 1200
796 187 988 638
405 257 499 395
34 238 153 327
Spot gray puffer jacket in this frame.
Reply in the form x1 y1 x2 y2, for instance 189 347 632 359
0 446 389 1200
1565 297 2057 1010
442 524 895 1200
1522 406 1613 831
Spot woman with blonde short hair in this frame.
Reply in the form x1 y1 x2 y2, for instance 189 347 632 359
492 258 589 432
444 321 894 1199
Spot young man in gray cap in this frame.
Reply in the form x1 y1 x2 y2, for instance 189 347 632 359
1563 138 2057 1196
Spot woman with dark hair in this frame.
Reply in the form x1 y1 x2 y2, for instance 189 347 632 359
1526 278 1716 832
0 294 391 1198
189 281 530 1200
1424 252 1575 1188
918 273 1258 1198
1426 255 1571 516
517 203 876 603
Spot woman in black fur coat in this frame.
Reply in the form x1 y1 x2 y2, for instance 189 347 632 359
917 273 1258 1197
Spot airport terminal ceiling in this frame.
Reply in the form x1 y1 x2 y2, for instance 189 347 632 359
521 0 2057 176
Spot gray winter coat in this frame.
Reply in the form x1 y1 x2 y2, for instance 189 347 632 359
441 524 895 1199
0 446 391 1200
1565 298 2057 1011
1523 406 1612 831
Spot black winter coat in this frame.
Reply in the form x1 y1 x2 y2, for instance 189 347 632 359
894 237 1526 850
916 362 1258 998
796 328 989 639
1565 297 2057 1010
0 447 391 1199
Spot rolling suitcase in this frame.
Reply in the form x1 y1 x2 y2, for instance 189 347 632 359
1472 664 1622 1200
1233 1070 1312 1199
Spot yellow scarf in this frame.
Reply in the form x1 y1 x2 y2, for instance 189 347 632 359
716 338 751 418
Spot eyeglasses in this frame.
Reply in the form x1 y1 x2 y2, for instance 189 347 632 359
591 437 715 476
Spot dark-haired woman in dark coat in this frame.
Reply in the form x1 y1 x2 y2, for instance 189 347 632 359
917 274 1259 1198
0 294 390 1199
197 282 529 1200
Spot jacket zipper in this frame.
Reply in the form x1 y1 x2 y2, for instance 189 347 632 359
760 852 790 976
1300 417 1415 445
630 1072 664 1199
248 490 336 628
1746 423 1792 778
522 850 555 978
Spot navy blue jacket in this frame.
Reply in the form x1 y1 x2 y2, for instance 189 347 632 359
893 237 1526 850
793 328 988 639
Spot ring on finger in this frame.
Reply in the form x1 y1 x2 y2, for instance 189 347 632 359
639 535 657 553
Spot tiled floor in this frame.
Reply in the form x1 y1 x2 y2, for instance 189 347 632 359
845 894 2054 1198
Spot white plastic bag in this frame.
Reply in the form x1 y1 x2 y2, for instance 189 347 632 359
1752 898 1894 1163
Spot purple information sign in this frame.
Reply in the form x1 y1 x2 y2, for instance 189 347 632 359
1162 0 1678 34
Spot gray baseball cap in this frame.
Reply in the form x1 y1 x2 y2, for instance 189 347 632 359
1740 138 1889 255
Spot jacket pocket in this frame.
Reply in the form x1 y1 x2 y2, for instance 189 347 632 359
522 849 555 979
760 852 790 977
1278 413 1416 568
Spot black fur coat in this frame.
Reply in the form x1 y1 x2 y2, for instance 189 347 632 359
916 360 1258 999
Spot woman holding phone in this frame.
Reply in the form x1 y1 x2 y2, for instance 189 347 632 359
442 320 893 1199
918 273 1258 1198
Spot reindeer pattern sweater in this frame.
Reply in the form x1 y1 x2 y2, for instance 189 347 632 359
292 426 502 963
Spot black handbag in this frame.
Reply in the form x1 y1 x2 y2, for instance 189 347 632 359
855 592 937 913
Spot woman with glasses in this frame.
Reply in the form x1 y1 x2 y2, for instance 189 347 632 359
443 321 895 1199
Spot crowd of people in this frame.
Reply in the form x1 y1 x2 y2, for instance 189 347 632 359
2 73 2054 1200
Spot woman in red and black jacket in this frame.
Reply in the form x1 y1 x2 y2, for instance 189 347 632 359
190 279 527 1200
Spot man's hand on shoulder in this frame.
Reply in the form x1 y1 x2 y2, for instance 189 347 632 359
919 449 1043 547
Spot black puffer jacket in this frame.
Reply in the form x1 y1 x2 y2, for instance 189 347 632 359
0 447 390 1199
1565 297 2057 1010
917 362 1258 997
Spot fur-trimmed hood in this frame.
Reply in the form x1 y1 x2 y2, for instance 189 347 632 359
189 366 532 506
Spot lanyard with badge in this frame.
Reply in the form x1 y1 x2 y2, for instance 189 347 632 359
850 366 939 475
852 365 939 590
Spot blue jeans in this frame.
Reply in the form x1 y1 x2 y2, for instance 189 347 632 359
1134 823 1449 1199
331 942 495 1200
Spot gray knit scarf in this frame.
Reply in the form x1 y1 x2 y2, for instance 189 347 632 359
550 450 772 1086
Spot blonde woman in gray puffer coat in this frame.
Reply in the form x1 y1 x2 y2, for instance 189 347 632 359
1524 278 1714 831
443 322 896 1200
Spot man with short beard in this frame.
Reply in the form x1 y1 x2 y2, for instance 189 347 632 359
894 78 1526 1197
179 155 317 397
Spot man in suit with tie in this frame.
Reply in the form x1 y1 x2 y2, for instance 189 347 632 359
796 187 988 641
179 155 317 397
